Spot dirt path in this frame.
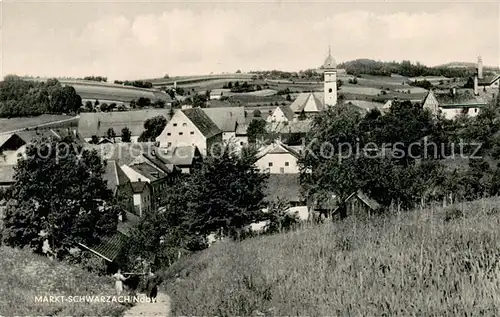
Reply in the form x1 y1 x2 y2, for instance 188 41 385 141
123 292 171 317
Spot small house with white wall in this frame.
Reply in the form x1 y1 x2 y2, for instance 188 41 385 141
254 140 302 174
156 108 223 156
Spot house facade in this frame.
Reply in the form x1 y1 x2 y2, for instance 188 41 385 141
131 181 152 217
255 140 301 174
423 90 487 120
156 108 223 156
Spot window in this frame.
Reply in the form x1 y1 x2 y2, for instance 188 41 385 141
173 123 177 127
240 142 244 146
285 162 289 166
190 131 194 135
182 123 187 127
167 142 172 147
280 167 285 173
179 132 183 135
167 132 171 136
329 88 333 93
268 162 273 167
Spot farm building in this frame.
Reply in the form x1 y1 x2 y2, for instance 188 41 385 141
343 100 385 113
156 108 223 156
254 139 302 174
422 89 488 120
202 107 248 150
144 145 202 174
333 191 381 218
78 109 171 143
0 165 15 189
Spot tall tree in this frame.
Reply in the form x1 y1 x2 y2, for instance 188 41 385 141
247 119 268 143
2 138 119 259
121 127 132 143
138 116 167 142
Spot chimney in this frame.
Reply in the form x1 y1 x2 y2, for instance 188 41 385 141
474 75 479 96
478 56 483 79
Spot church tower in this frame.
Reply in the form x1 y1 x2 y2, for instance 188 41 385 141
323 46 337 107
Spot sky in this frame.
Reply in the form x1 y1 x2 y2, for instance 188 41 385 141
1 0 499 81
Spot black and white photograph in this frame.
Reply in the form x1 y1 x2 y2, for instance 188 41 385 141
0 0 499 315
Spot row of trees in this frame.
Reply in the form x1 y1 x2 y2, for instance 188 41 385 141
338 59 479 78
300 86 500 214
113 80 153 89
0 76 82 117
82 76 107 82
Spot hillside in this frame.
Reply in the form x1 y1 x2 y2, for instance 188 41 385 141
0 246 126 316
165 198 500 316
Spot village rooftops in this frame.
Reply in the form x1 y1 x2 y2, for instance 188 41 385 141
182 108 222 138
255 140 302 161
154 145 200 166
290 92 325 113
129 162 168 182
78 109 170 139
267 120 313 134
432 89 488 107
202 107 246 133
478 75 500 86
103 160 130 195
130 181 149 194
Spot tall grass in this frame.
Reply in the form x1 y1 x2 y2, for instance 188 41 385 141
165 198 500 316
0 246 126 316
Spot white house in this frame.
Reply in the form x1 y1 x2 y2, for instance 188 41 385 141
130 181 152 217
156 108 223 156
267 105 295 123
255 140 302 174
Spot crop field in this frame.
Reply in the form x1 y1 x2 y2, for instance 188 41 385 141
64 81 170 103
340 86 383 96
0 115 78 134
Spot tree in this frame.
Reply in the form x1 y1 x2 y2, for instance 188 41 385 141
90 135 99 144
94 99 100 106
153 100 166 108
337 79 343 90
286 94 292 102
100 103 109 112
247 119 267 143
192 94 207 108
130 100 137 109
2 138 119 259
137 97 151 108
253 109 262 118
236 70 242 73
106 128 116 142
85 101 93 111
138 116 167 142
121 127 132 143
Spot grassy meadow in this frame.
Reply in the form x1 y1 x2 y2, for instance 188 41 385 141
165 198 500 316
0 246 126 316
0 115 78 133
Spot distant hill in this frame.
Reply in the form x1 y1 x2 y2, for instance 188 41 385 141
434 61 499 71
337 59 477 78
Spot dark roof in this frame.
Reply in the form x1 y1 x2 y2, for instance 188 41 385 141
279 105 295 121
142 150 175 173
265 174 304 202
130 181 149 193
155 145 199 166
78 232 128 262
78 109 170 138
0 133 26 151
103 160 130 194
182 108 222 138
333 190 381 214
16 129 61 143
0 165 16 184
435 90 488 107
130 163 167 182
202 107 245 132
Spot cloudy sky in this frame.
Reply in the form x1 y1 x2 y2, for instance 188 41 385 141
1 0 499 80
